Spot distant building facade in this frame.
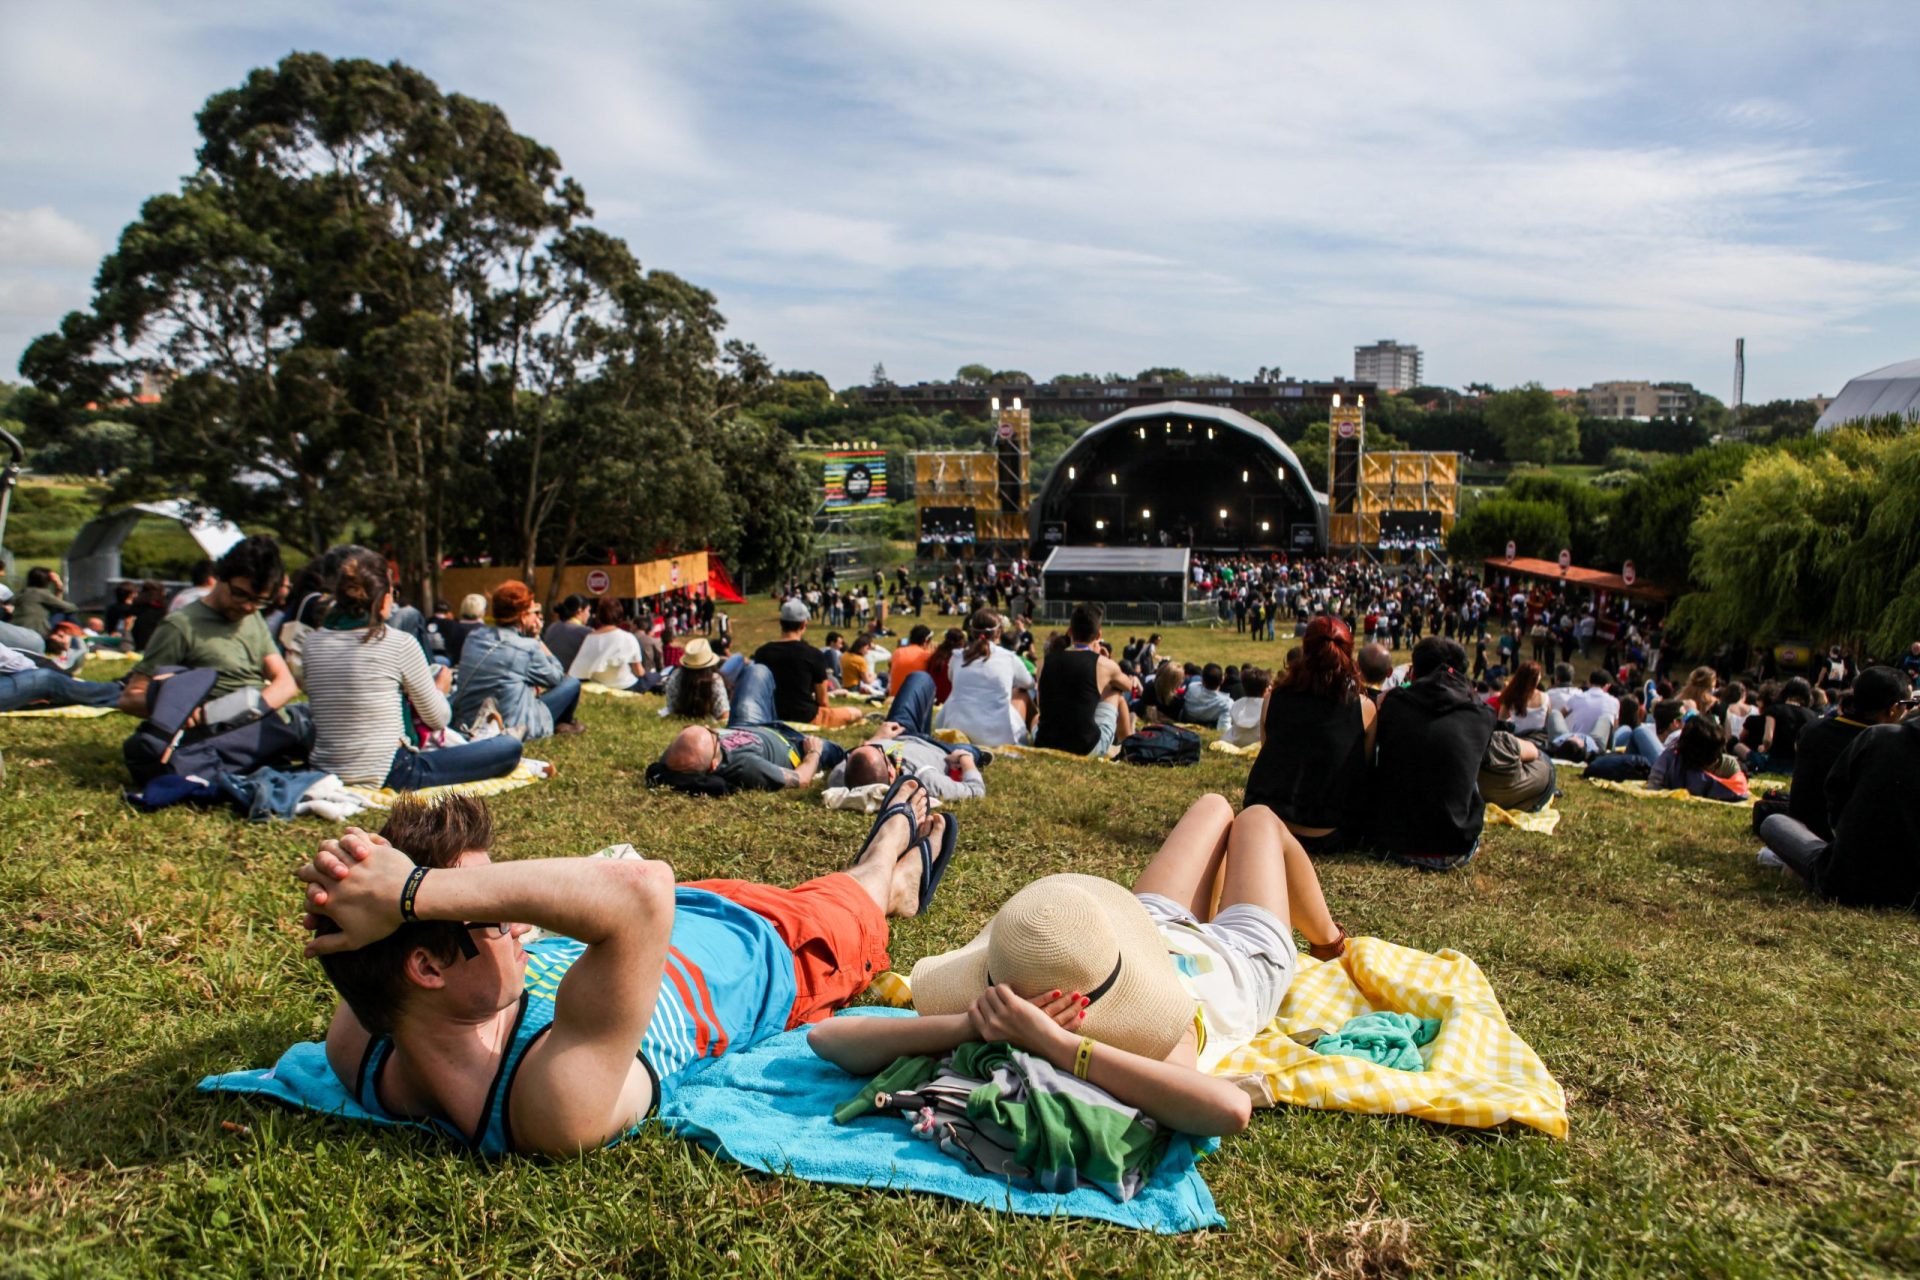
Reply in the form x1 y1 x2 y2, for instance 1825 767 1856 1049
849 376 1377 421
1580 381 1701 420
1352 340 1422 392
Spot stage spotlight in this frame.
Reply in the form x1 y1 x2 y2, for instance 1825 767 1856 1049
1109 472 1118 485
1207 427 1215 440
1095 518 1106 530
1067 466 1076 480
1141 507 1152 520
1013 396 1022 410
1241 469 1249 483
1261 521 1271 532
991 397 1001 412
1218 508 1228 521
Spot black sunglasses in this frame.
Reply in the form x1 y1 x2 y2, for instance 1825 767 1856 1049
454 922 511 960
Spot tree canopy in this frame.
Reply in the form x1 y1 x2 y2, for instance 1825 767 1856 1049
18 53 814 595
1485 384 1580 465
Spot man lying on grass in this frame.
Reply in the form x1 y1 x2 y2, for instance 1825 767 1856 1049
297 786 947 1156
810 794 1352 1137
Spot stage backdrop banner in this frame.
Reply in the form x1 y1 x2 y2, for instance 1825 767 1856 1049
823 451 889 510
438 552 711 607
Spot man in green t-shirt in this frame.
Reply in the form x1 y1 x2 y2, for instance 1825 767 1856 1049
121 536 313 782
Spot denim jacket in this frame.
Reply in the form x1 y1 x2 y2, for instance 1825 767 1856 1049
452 625 567 740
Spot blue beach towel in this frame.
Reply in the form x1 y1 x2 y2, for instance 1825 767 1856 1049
197 1008 1222 1234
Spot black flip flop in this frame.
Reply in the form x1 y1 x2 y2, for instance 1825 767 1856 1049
915 809 959 915
850 773 927 868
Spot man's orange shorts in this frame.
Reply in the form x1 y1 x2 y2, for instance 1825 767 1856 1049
684 873 892 1027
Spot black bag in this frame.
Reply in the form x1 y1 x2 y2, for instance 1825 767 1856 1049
1583 752 1650 782
1118 724 1202 767
1750 789 1792 836
644 760 735 797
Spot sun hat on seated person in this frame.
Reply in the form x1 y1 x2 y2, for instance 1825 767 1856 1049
910 873 1194 1061
679 637 719 670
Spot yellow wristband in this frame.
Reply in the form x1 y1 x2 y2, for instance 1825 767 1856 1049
1073 1036 1094 1080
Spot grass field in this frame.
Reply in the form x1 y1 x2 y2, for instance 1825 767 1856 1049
3 603 1917 1278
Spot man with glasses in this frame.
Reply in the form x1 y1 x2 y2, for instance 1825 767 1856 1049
120 535 314 781
654 660 844 792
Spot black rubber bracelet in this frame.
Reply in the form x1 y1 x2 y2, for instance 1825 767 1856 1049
399 866 429 922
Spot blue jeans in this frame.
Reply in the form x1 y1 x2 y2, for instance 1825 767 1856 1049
384 734 524 790
0 667 121 713
719 653 747 692
1620 724 1663 765
730 663 847 772
886 671 984 766
0 623 47 655
539 677 581 725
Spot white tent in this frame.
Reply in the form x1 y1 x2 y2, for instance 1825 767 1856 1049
64 500 245 607
1815 357 1920 432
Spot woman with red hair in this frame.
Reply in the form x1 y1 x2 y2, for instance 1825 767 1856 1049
1242 615 1376 853
450 580 584 740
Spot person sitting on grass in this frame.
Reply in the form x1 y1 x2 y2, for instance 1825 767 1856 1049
659 637 730 721
10 567 82 639
295 784 948 1157
1244 617 1375 854
1646 714 1749 801
1759 701 1920 910
567 595 647 692
655 661 846 792
1222 666 1270 748
119 535 314 782
1554 669 1620 760
540 595 593 672
1180 663 1233 732
827 671 987 803
936 610 1035 748
754 600 865 730
1738 677 1813 776
301 550 523 791
839 632 885 698
452 581 584 740
1783 667 1909 842
887 624 935 696
810 795 1352 1137
1364 637 1495 870
1032 603 1137 758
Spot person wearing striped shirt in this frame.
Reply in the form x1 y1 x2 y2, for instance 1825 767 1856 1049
298 784 944 1157
301 550 523 790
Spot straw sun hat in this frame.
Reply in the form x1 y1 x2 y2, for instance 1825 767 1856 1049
909 874 1194 1061
679 637 719 670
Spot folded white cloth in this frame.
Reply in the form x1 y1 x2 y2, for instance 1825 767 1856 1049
822 783 944 814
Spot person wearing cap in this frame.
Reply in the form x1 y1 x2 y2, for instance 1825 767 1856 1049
1782 667 1911 842
752 599 864 730
119 536 316 782
659 637 729 721
1760 695 1920 910
451 581 584 740
810 794 1351 1136
291 783 947 1158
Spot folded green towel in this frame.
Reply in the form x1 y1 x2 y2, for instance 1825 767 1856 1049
1312 1011 1442 1072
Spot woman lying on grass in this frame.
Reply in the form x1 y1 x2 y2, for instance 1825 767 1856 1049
810 794 1351 1137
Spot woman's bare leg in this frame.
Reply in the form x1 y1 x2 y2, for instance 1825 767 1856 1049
1131 793 1234 917
1216 804 1342 949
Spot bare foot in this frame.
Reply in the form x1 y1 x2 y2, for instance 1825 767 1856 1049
887 813 940 918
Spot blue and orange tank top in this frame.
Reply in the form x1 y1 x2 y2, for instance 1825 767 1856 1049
353 887 797 1156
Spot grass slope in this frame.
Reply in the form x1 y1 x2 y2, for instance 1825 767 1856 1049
2 610 1916 1278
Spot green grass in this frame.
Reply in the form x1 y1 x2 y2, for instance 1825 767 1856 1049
3 607 1918 1277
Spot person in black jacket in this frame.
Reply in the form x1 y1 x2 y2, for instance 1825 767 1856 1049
1785 667 1909 841
1364 637 1496 870
1760 712 1920 910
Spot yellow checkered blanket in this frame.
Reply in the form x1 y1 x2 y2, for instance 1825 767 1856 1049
1218 936 1566 1137
1585 777 1756 809
0 705 116 719
876 936 1566 1138
578 682 650 700
340 760 551 810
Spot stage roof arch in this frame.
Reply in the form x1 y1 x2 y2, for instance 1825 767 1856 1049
1034 400 1328 552
1815 356 1920 431
63 500 245 607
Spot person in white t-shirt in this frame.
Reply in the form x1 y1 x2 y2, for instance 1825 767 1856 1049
1545 662 1578 715
1557 670 1621 757
936 610 1035 747
568 596 646 690
1222 666 1271 748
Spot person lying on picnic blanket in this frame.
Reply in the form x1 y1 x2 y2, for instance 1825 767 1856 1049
810 794 1352 1137
296 780 955 1157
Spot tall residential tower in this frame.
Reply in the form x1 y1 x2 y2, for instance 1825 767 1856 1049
1353 340 1422 392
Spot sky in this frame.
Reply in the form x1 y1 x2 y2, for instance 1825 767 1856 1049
2 0 1916 403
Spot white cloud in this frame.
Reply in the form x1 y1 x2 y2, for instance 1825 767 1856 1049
0 207 99 269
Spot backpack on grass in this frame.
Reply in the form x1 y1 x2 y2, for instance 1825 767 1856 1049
1118 724 1202 767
